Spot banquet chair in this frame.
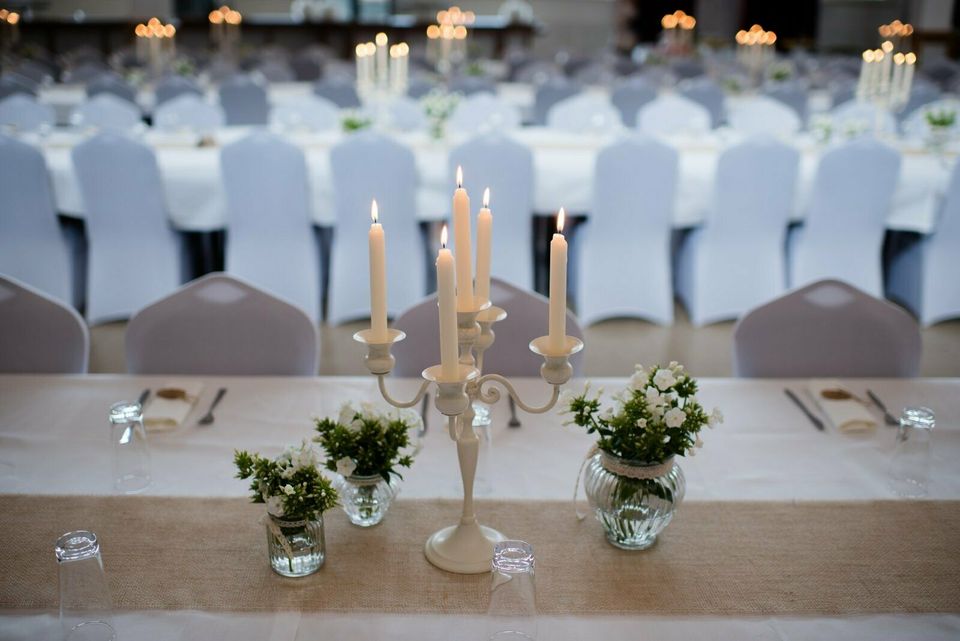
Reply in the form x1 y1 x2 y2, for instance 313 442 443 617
86 73 137 104
679 78 726 129
0 73 36 100
637 94 711 136
0 135 74 305
62 62 107 85
72 132 186 324
221 132 321 323
126 273 318 376
450 76 496 96
328 131 423 325
672 59 705 80
0 93 55 132
532 78 581 125
764 81 809 125
0 275 89 374
449 135 535 291
898 82 941 125
448 93 521 135
392 278 584 378
70 94 142 131
676 137 800 325
611 77 657 127
887 156 960 325
828 78 857 109
546 93 622 133
154 75 203 106
269 95 339 132
290 54 323 82
256 60 295 83
788 138 900 297
727 96 802 137
314 78 361 109
733 279 921 378
387 96 427 132
153 94 225 134
218 75 269 126
577 136 677 326
407 77 434 99
830 99 897 137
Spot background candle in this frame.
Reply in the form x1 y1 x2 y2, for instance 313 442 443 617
368 200 388 341
452 166 474 311
475 188 492 305
548 208 568 353
436 226 459 381
375 32 388 89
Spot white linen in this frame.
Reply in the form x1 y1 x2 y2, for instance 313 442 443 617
142 381 204 430
0 375 957 500
808 379 878 432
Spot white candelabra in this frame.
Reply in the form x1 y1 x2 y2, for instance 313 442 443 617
736 24 777 88
856 41 916 134
355 33 409 119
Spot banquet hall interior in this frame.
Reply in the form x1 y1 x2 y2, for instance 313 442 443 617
1 0 960 640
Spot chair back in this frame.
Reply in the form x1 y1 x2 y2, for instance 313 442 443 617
269 95 339 132
727 96 801 137
449 135 535 289
314 78 361 108
0 73 37 100
221 131 320 322
0 94 55 132
679 78 725 128
155 75 203 106
86 72 137 104
532 78 580 125
764 80 809 124
154 94 225 134
328 131 423 324
449 76 496 96
256 59 295 83
637 94 711 135
0 135 73 303
611 77 657 127
899 82 941 123
70 94 142 131
448 92 521 135
0 275 88 374
830 99 897 136
387 96 427 132
901 98 960 139
218 75 269 125
546 92 622 133
733 279 921 377
126 273 318 375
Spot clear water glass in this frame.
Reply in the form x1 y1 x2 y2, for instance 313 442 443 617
266 516 325 577
109 401 151 494
889 406 935 498
486 540 537 640
56 530 116 641
472 401 492 427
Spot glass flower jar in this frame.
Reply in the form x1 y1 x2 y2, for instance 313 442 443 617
583 450 685 550
265 515 325 577
338 474 398 527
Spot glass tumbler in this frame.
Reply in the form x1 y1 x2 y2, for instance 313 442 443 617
889 406 935 498
486 540 537 640
109 401 151 494
56 530 116 641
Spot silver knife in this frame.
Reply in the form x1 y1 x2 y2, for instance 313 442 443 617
784 388 825 431
866 389 899 426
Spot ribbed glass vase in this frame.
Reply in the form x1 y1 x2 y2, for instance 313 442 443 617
583 451 685 550
265 515 325 577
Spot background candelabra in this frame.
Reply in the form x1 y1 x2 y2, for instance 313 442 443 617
425 5 474 76
736 24 777 89
856 40 916 134
134 18 176 79
355 301 582 574
355 33 409 114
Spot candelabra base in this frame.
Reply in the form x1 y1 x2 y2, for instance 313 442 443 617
424 521 506 574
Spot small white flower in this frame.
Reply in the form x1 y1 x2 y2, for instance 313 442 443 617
695 435 704 449
665 407 686 428
653 368 676 391
266 495 285 516
282 484 295 495
337 402 357 427
708 408 724 427
336 457 357 477
663 434 671 443
558 389 576 408
635 418 647 428
645 385 663 407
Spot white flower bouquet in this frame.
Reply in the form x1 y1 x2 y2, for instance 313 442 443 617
234 441 338 521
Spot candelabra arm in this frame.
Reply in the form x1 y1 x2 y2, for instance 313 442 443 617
476 374 561 415
377 375 431 409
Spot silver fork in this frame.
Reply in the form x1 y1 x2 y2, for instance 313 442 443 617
198 388 227 426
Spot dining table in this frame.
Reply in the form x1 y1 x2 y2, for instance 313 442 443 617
1 373 958 640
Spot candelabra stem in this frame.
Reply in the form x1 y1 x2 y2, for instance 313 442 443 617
476 374 562 414
457 413 478 525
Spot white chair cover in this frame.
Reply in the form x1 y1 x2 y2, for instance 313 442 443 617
788 138 900 296
86 73 137 104
637 94 711 136
448 93 521 135
313 78 361 109
532 78 580 125
887 157 960 325
72 132 184 324
679 78 726 128
449 135 535 290
830 99 897 137
269 95 339 132
577 135 678 326
70 93 142 131
154 75 203 106
0 134 73 304
256 60 295 83
126 273 318 375
898 82 941 124
218 75 269 125
153 94 225 134
764 81 809 124
733 279 921 377
611 77 657 127
0 275 89 374
328 131 424 325
727 96 801 137
220 132 321 323
546 93 622 133
900 98 960 140
387 96 427 132
450 76 496 96
676 137 800 325
0 93 55 132
0 74 36 100
392 278 584 377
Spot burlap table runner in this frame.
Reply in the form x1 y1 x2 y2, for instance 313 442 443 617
2 495 958 616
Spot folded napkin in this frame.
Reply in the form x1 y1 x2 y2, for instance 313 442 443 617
808 380 877 432
143 382 204 431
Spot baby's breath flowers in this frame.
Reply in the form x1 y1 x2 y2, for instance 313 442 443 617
234 441 338 521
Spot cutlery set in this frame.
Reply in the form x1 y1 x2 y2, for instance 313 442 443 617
135 387 229 427
784 387 900 431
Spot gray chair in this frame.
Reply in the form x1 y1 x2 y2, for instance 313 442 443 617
86 73 137 104
679 77 726 128
218 75 269 125
155 75 203 106
313 78 361 109
154 94 225 134
0 275 89 374
733 279 921 378
70 94 142 131
450 76 496 96
0 94 55 132
126 273 318 376
0 73 37 100
532 78 580 125
611 77 657 127
764 80 809 124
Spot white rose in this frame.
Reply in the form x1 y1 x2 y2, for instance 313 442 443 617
266 495 285 517
336 457 357 477
653 368 676 391
664 407 686 428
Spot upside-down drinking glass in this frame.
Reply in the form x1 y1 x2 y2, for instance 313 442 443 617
56 530 116 641
109 401 151 494
889 406 936 498
486 540 537 640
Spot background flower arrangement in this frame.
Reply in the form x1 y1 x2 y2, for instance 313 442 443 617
314 402 421 481
234 441 338 521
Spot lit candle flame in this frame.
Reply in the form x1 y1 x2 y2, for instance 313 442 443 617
441 225 448 249
863 50 875 63
483 188 490 208
894 52 905 65
375 32 388 46
557 208 565 234
905 52 917 65
882 40 894 53
371 200 379 224
456 166 463 189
